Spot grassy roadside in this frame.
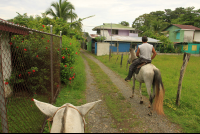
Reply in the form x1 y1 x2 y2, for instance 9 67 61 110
87 51 200 133
82 54 150 133
43 53 87 133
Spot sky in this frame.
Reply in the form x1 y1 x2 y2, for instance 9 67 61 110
1 0 200 34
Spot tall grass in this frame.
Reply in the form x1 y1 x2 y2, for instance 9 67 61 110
43 53 87 133
90 52 200 133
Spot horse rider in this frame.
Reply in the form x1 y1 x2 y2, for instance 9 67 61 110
125 36 157 82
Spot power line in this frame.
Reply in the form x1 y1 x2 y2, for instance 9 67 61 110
82 25 97 27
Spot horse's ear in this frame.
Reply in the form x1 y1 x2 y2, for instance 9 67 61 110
76 100 101 116
33 99 59 116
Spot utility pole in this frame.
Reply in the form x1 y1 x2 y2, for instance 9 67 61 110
71 8 72 28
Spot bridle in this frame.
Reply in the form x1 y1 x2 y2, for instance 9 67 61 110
47 104 86 133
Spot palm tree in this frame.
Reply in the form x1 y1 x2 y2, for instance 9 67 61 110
45 0 77 22
70 15 95 32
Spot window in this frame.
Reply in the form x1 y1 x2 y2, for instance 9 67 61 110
112 30 118 35
97 29 100 35
130 30 135 33
111 42 117 47
183 45 188 51
192 45 197 51
176 32 180 39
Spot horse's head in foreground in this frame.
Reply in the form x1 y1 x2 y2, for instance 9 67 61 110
33 99 101 133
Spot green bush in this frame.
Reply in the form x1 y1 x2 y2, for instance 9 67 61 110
7 30 60 94
60 35 81 84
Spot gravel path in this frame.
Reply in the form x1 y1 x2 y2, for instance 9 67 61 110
83 55 119 133
82 50 182 133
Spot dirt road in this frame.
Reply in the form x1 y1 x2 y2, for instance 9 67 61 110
82 50 182 133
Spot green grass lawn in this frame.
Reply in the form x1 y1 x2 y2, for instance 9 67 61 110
89 52 200 133
2 94 48 133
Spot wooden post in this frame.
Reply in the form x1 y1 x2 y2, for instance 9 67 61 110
120 54 123 68
115 56 119 64
109 49 111 61
176 52 191 106
50 25 54 104
126 51 129 71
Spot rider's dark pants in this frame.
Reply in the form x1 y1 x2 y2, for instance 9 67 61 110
129 58 151 73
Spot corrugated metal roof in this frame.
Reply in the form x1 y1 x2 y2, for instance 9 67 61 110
173 24 200 30
163 24 200 31
0 18 61 37
92 23 138 31
90 34 99 38
104 35 161 43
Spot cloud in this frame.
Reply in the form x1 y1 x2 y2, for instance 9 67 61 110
1 0 200 34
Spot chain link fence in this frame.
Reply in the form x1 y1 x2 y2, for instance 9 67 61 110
0 18 61 133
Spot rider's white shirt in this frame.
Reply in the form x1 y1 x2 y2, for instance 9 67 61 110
138 43 153 60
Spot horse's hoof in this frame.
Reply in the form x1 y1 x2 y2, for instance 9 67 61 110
140 101 143 104
148 112 152 116
130 95 134 99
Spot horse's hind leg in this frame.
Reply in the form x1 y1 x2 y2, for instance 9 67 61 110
143 79 154 116
139 83 144 104
130 76 135 98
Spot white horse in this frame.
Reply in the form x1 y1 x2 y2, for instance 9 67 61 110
128 48 165 116
34 99 101 133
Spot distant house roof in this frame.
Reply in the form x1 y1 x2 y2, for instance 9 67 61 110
162 24 200 31
92 23 141 32
90 34 99 38
104 35 161 43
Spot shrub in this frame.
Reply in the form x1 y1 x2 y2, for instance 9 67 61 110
60 35 81 84
7 31 60 95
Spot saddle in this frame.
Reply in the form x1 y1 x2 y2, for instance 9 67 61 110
135 61 151 74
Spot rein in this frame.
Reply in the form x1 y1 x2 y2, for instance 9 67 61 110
47 105 86 133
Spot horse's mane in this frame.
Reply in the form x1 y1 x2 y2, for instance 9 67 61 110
130 48 137 62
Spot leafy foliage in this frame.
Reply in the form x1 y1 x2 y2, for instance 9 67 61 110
95 36 106 42
120 21 129 26
45 0 77 22
132 6 200 53
60 35 81 84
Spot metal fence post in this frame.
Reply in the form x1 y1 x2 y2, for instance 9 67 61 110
0 76 8 133
50 25 53 104
0 34 9 133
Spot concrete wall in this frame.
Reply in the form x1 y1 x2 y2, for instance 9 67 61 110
118 30 129 36
194 31 200 42
129 33 138 37
0 32 12 97
183 30 194 42
182 43 200 54
96 42 110 56
107 29 129 36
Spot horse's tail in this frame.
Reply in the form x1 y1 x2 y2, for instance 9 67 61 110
153 69 165 115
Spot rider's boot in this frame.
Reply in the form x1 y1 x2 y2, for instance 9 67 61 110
125 70 133 82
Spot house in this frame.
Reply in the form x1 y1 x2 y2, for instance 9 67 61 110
91 23 160 55
162 24 200 54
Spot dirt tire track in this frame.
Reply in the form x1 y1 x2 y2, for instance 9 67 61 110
82 50 182 133
82 55 119 133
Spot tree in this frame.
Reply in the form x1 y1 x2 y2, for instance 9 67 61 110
120 21 129 26
45 0 77 22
